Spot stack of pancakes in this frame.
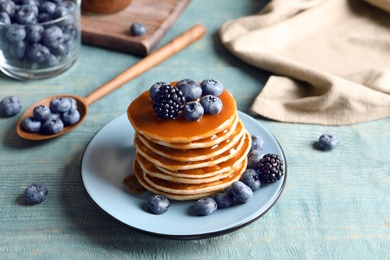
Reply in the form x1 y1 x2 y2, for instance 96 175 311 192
127 87 251 200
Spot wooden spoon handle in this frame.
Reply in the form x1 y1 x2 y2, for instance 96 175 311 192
84 24 206 106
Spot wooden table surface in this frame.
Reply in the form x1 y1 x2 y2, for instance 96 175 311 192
0 0 389 259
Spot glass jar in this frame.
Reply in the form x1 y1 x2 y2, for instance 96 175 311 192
81 0 132 15
0 0 81 80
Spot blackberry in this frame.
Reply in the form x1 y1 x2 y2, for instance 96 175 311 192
257 154 284 184
152 84 186 120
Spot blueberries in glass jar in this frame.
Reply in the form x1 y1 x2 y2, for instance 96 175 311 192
38 1 57 16
0 11 11 24
10 40 26 58
6 25 26 42
26 24 44 43
27 43 50 63
15 4 37 25
42 25 64 48
0 0 16 18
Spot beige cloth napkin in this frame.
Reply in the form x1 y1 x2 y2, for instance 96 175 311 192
220 0 390 125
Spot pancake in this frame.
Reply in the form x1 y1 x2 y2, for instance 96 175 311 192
140 113 239 149
134 131 250 171
135 119 245 162
126 83 252 200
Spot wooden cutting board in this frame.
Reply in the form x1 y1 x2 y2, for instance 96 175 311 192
81 0 191 56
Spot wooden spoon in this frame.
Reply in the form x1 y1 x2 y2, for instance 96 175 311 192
16 24 206 141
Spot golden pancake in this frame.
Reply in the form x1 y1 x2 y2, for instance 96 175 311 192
140 113 239 149
133 160 217 200
135 131 250 171
136 152 248 184
127 88 237 143
135 119 245 162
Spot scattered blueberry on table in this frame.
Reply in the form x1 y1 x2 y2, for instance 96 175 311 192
129 22 146 36
0 95 22 117
24 183 48 205
317 134 338 151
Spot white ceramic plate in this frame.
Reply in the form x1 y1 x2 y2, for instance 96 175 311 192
80 111 287 240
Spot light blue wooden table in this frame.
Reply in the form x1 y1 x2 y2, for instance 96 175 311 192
1 0 389 259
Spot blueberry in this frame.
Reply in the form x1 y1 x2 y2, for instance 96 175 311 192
33 104 51 121
42 26 64 48
38 1 56 15
50 42 68 57
67 97 77 109
37 12 52 23
214 189 234 209
27 43 51 63
240 169 261 191
130 22 146 36
9 40 26 58
182 101 204 121
230 181 253 203
22 116 42 132
176 79 202 101
61 107 80 126
24 183 48 205
250 134 264 152
247 149 264 169
26 24 44 43
147 194 170 214
49 97 71 113
41 114 64 134
6 25 26 42
15 4 37 25
317 134 338 151
149 81 168 100
193 197 217 216
62 24 77 42
46 54 59 66
200 78 224 96
0 12 11 24
0 95 21 117
200 95 223 114
0 0 16 18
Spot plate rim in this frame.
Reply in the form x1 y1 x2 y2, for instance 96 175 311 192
80 111 287 240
